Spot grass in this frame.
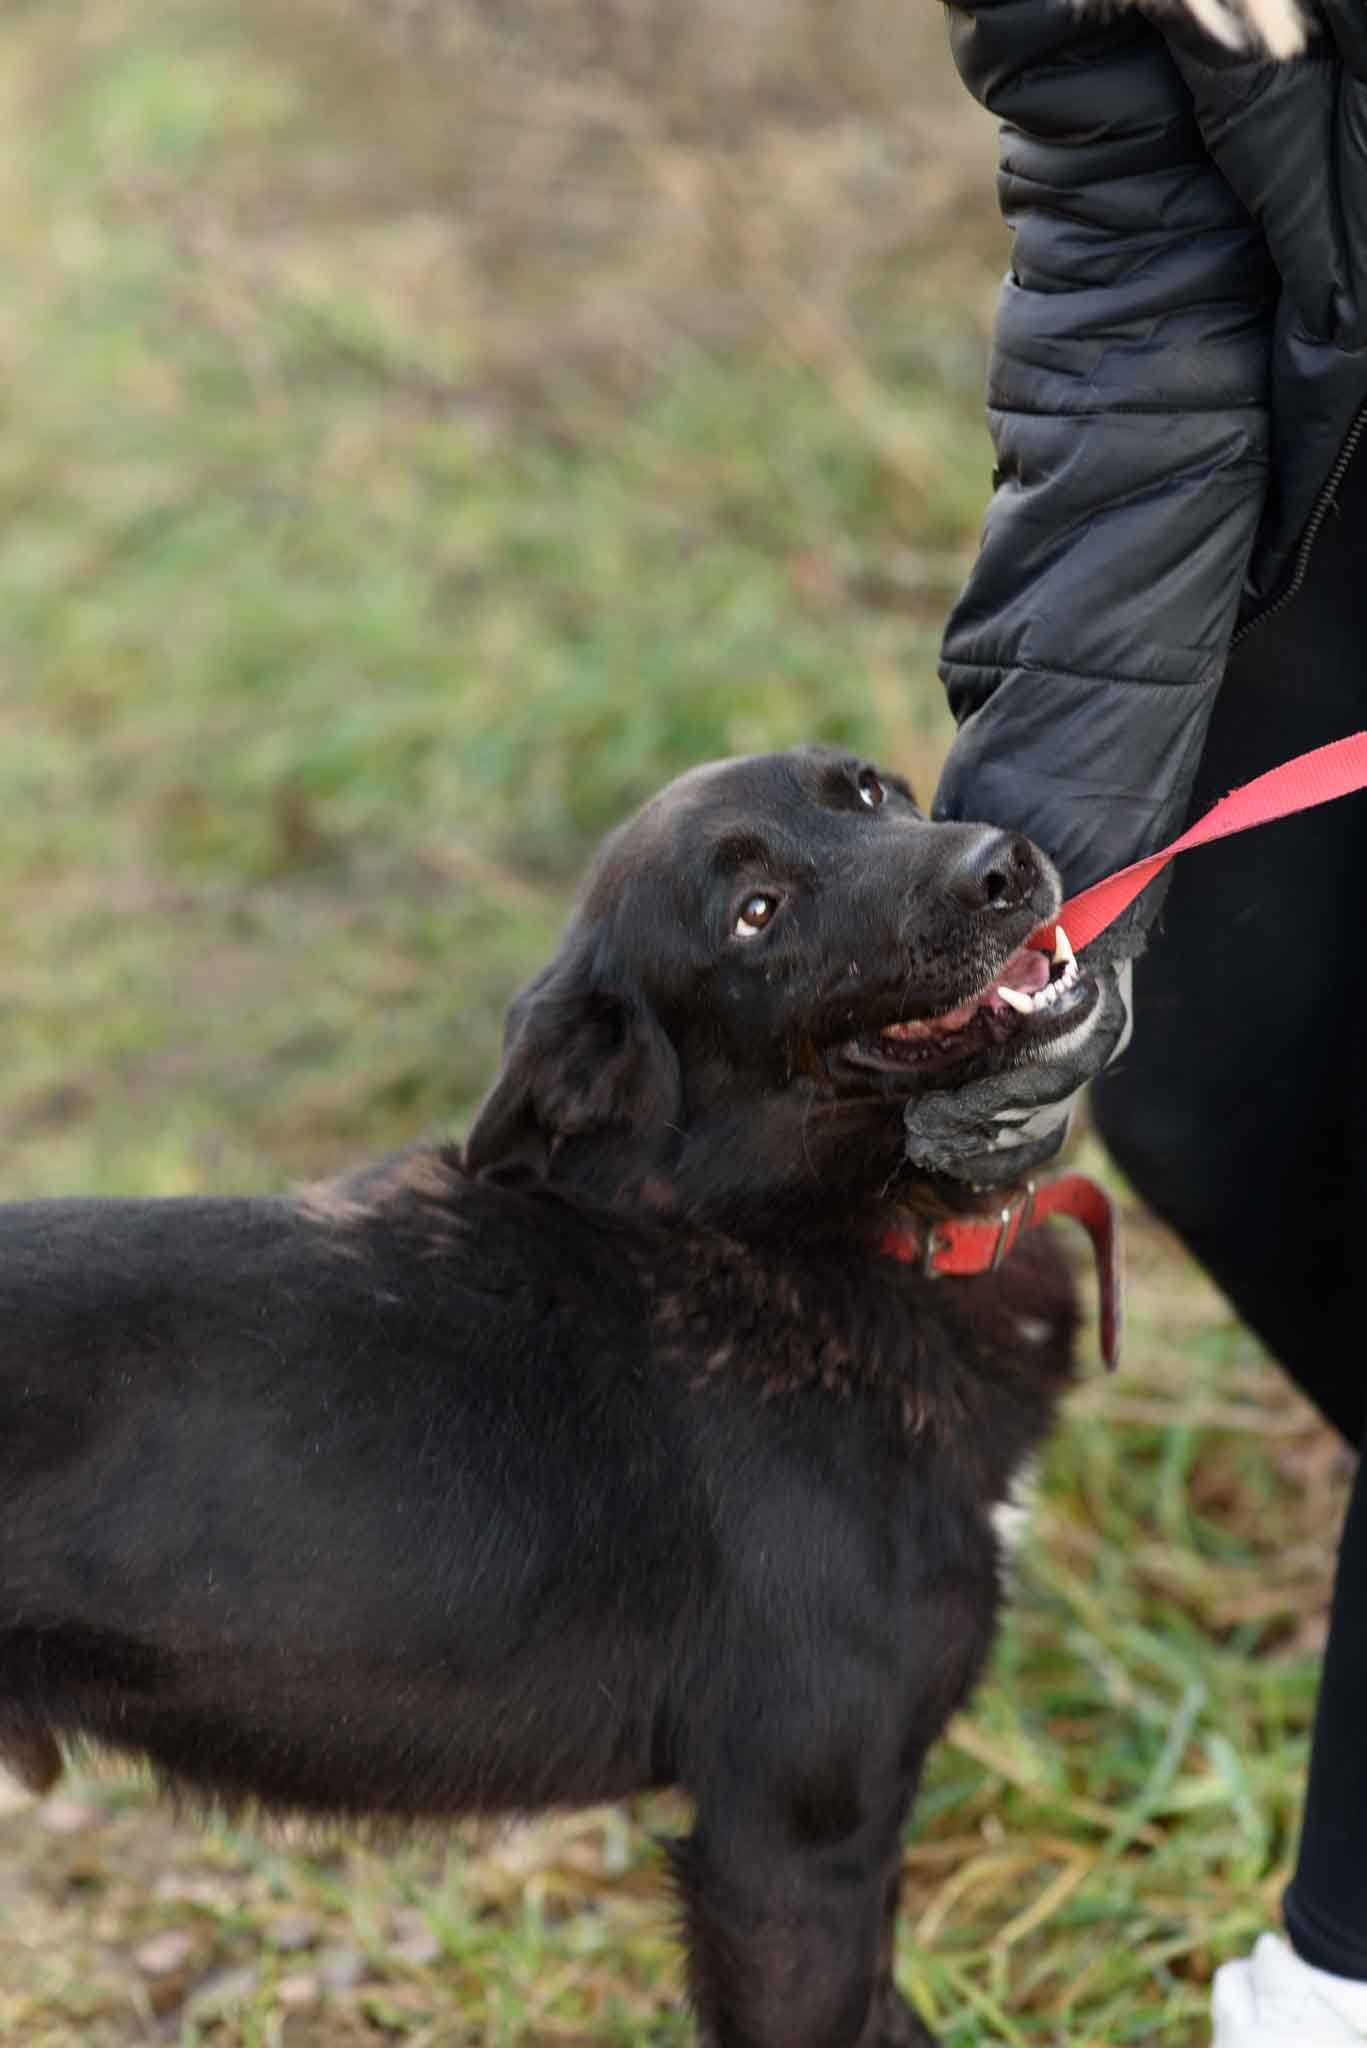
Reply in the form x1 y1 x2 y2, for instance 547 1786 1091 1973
0 2 1350 2042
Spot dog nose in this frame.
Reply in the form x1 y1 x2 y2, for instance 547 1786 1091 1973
943 828 1042 913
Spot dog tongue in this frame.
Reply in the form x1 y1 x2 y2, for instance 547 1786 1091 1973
982 945 1051 1013
907 946 1053 1037
997 947 1051 994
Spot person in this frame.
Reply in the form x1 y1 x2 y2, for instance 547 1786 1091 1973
908 1 1367 2041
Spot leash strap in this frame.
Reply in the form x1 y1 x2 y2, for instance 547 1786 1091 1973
1042 731 1367 952
879 1172 1123 1369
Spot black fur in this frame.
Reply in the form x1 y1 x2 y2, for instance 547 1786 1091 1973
0 748 1090 2048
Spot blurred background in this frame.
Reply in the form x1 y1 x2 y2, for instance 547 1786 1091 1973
0 3 1351 2042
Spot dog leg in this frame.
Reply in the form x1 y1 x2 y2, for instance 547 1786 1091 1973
674 1793 935 2048
871 1995 938 2048
870 1863 939 2048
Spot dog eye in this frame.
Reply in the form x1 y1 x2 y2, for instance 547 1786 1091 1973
856 768 885 810
734 893 779 940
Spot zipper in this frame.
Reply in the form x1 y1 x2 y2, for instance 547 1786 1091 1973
1230 398 1367 649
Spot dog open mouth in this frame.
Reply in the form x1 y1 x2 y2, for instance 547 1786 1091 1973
840 927 1097 1082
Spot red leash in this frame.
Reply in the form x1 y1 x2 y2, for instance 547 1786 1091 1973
1040 731 1367 952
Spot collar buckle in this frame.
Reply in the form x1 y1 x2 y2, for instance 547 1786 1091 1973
882 1171 1122 1370
922 1179 1036 1280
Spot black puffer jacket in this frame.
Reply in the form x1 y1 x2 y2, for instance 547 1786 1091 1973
934 0 1367 924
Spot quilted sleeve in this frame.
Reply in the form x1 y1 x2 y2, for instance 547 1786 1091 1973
933 0 1276 921
1157 0 1367 591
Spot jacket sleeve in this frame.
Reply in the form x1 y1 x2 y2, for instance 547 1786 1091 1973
1159 0 1367 594
933 0 1276 924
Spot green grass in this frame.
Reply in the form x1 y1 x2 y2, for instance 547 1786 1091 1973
0 3 1349 2042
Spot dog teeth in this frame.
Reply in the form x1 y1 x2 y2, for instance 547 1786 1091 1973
996 951 1082 1018
881 943 1084 1038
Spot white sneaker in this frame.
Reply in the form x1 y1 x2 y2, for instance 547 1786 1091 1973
1213 1934 1367 2045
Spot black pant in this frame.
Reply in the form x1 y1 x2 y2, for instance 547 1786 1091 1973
1093 448 1367 1979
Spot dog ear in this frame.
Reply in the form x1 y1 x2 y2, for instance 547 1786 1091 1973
463 947 681 1180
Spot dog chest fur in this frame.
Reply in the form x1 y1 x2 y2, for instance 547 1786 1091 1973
0 1160 1069 1812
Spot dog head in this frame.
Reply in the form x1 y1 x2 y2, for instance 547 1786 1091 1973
464 748 1104 1217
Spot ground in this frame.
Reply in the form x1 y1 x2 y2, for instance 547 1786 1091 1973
0 4 1351 2042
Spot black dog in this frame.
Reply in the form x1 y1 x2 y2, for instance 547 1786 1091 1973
0 748 1108 2047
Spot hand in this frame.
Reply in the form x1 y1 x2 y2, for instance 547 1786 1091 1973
901 964 1132 1189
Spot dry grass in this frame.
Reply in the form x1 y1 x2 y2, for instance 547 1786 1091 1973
216 0 1004 404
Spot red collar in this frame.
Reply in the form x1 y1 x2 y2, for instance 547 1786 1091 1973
878 1172 1122 1369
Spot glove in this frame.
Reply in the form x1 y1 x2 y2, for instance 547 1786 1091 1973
902 963 1133 1189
